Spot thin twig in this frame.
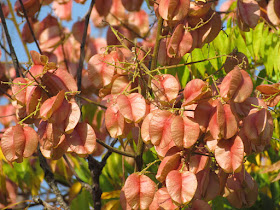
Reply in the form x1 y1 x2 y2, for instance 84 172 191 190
76 95 107 109
32 197 57 210
61 42 70 72
0 87 12 99
63 154 93 194
0 4 22 77
6 0 31 61
157 54 228 70
150 17 163 71
96 139 135 158
77 0 96 92
0 42 11 56
192 152 214 157
100 138 119 165
116 30 149 54
110 12 145 39
38 150 70 210
0 113 15 118
18 0 42 54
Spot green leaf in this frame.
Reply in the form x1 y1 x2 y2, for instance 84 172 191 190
260 26 269 59
82 104 97 124
266 46 275 77
71 156 91 183
180 66 190 87
252 21 264 60
211 196 226 210
213 28 231 55
271 181 280 206
262 32 273 76
273 41 280 76
244 28 254 56
100 173 115 192
247 154 258 165
234 28 251 61
124 158 134 175
191 48 207 77
257 192 275 209
201 43 218 73
276 44 280 74
177 57 190 87
13 159 32 188
106 152 123 181
0 162 6 196
71 189 91 210
96 110 103 130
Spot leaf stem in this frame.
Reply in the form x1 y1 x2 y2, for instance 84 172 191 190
141 159 160 174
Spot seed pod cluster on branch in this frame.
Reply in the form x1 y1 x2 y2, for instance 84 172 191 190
0 0 279 209
84 45 275 208
1 51 97 161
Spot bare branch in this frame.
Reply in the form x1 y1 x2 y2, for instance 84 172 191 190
32 197 57 210
0 87 12 99
18 0 42 54
0 113 15 118
150 17 163 71
6 0 31 61
87 139 118 210
76 95 107 109
101 138 118 165
62 154 93 194
110 12 145 39
0 41 11 56
0 4 22 77
77 0 96 92
96 139 135 158
157 54 228 70
38 150 70 210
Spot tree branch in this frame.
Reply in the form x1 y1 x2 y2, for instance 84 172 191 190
18 0 42 54
62 154 93 194
32 197 57 210
38 150 70 210
96 139 135 158
77 0 96 92
157 54 228 70
0 42 11 56
0 87 12 99
110 12 145 39
76 95 107 109
135 135 145 171
6 0 31 61
150 17 163 71
87 138 118 210
0 4 22 77
100 138 118 166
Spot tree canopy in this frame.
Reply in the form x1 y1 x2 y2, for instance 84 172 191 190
0 0 280 209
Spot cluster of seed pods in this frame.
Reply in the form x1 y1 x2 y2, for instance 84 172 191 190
113 63 274 208
1 51 96 161
0 0 278 208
